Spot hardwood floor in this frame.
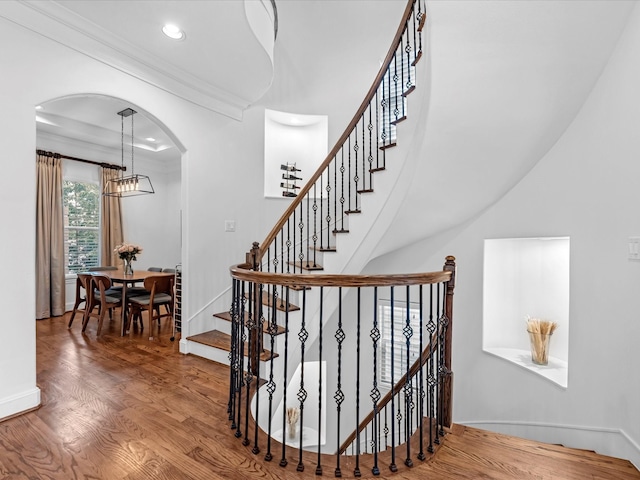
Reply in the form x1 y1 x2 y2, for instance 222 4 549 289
1 312 638 479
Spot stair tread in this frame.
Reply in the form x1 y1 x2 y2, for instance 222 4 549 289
390 115 407 125
369 167 386 173
402 85 416 97
288 261 324 271
333 228 350 234
213 311 286 335
357 188 374 194
379 142 397 151
245 291 301 312
345 209 361 215
186 330 279 361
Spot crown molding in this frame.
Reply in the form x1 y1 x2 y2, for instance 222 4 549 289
1 0 266 120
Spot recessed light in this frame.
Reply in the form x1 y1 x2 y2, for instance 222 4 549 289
146 137 156 142
162 24 185 40
35 105 43 110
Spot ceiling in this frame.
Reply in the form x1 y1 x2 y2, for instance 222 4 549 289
11 0 636 251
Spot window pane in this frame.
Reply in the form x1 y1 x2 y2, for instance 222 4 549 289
63 180 100 274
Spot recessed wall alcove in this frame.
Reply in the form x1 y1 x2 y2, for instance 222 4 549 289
483 237 570 388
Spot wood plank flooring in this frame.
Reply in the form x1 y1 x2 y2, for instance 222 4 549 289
0 312 638 479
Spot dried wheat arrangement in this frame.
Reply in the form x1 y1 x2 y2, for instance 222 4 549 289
526 317 558 365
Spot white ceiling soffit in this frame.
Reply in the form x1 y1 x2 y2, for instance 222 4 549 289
371 0 635 258
6 0 276 120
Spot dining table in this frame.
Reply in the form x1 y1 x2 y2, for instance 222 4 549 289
89 268 174 336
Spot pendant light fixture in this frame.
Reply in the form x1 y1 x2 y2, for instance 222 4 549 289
103 108 155 197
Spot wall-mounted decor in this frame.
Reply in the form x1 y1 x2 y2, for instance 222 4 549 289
280 163 301 197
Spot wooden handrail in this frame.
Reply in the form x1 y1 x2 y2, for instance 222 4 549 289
258 0 420 260
230 264 451 288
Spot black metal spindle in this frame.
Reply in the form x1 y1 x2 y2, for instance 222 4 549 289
389 287 397 472
418 285 426 460
334 287 344 477
280 287 291 467
252 283 263 454
404 286 413 467
236 282 247 439
228 278 238 423
370 286 380 476
243 282 254 447
305 192 310 269
347 136 352 214
298 202 304 273
354 287 361 477
434 283 441 446
264 287 278 461
316 287 324 476
297 288 308 472
353 124 360 213
427 283 435 453
339 149 345 232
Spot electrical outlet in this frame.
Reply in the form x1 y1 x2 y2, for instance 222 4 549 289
225 220 236 233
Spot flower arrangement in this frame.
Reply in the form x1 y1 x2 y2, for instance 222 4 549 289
286 406 300 439
114 243 143 262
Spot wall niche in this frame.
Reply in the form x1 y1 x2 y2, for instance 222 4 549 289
483 237 570 387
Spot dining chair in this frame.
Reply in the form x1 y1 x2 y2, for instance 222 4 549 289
162 268 176 273
127 275 174 340
82 274 122 335
68 273 93 328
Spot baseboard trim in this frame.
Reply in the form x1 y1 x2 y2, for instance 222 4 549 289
460 420 640 470
0 387 41 423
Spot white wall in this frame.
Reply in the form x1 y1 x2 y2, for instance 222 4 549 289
0 14 280 420
366 3 640 467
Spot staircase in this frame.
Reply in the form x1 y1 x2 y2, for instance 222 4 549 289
186 0 429 367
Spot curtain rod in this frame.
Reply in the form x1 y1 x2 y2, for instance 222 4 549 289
36 149 126 171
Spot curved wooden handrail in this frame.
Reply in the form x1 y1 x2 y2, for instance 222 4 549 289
230 264 451 288
258 0 420 260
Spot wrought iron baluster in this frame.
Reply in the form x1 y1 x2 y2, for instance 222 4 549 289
434 283 441 446
312 183 317 266
339 149 345 232
427 283 435 453
353 123 360 213
298 203 304 273
370 286 381 476
334 287 345 477
306 193 310 269
354 287 361 477
264 287 278 461
296 288 308 472
347 136 352 214
403 285 413 467
315 287 324 476
418 285 426 461
279 287 291 467
389 286 397 472
252 283 264 454
243 282 255 447
235 281 247 439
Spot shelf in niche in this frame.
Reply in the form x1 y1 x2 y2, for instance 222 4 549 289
483 236 570 390
484 347 568 388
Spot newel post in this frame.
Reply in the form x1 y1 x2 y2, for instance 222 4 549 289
442 255 456 428
247 242 262 377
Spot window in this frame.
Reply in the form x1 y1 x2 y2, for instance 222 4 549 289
379 300 422 387
63 180 100 274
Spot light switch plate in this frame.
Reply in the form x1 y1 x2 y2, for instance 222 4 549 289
629 237 640 260
225 220 236 232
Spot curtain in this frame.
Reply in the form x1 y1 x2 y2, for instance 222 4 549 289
35 153 65 319
101 168 124 266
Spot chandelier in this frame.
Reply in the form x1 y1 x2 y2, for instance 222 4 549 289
103 108 154 197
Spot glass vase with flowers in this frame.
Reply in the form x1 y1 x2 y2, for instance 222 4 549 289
114 243 143 275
